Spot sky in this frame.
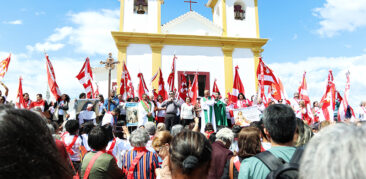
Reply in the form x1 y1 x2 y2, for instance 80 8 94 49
0 0 365 107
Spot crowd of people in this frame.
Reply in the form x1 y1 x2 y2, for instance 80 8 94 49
1 83 366 179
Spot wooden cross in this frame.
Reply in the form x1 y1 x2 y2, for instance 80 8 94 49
100 53 119 111
184 0 197 11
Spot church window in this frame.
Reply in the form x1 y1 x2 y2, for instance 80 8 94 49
234 1 245 20
134 0 148 14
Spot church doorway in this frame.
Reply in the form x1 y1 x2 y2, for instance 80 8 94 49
177 71 210 97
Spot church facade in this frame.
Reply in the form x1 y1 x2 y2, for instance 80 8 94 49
109 0 267 98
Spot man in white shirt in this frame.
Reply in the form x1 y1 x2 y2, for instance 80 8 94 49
290 92 300 112
78 103 97 126
356 101 366 121
102 107 120 126
200 90 216 132
138 94 155 127
63 120 82 171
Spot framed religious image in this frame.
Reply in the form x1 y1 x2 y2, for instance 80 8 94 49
125 102 139 126
233 106 260 126
74 99 100 118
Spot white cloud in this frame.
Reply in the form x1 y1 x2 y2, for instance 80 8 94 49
26 9 119 55
3 20 22 25
68 9 119 55
47 26 73 42
269 54 366 108
292 34 298 40
314 0 366 37
344 44 352 49
35 11 46 16
0 52 85 102
26 27 73 52
26 42 65 52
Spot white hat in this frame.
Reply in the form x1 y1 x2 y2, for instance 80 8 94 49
87 103 93 109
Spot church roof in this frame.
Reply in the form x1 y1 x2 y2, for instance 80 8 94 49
162 11 222 36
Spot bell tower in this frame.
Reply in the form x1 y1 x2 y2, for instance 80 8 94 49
207 0 259 38
119 0 163 33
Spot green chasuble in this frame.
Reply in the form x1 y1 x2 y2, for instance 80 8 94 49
214 99 227 126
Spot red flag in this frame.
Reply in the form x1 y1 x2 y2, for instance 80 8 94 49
338 71 355 121
320 70 336 121
178 73 189 102
158 68 168 100
16 77 26 109
45 54 61 100
277 78 290 104
76 57 95 99
152 89 158 100
298 72 314 124
30 100 46 111
120 62 133 100
189 73 199 105
167 55 177 92
137 73 149 100
94 83 100 98
230 66 245 103
212 79 220 95
256 58 278 86
0 53 11 79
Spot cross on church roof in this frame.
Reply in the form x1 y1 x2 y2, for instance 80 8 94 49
184 0 197 11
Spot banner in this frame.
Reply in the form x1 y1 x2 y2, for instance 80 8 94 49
233 106 260 123
125 102 139 126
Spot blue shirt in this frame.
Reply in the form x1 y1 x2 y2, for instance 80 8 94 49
103 96 119 112
238 146 296 179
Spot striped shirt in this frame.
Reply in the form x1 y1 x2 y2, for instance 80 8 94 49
122 147 159 179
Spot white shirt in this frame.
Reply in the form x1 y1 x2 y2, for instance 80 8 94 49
137 101 155 127
81 134 91 151
156 102 166 117
78 110 97 126
114 138 133 169
356 106 366 121
181 103 195 119
119 102 126 115
63 134 82 161
290 98 300 112
58 101 65 115
98 102 105 115
102 113 114 126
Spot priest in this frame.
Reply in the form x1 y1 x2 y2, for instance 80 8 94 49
214 92 227 127
200 90 216 132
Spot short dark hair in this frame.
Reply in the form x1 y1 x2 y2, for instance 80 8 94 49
80 122 95 135
79 93 86 99
0 109 73 178
37 93 42 98
113 107 120 114
204 123 214 132
88 126 109 151
114 120 126 139
263 104 296 144
102 124 114 141
169 130 212 175
65 120 79 135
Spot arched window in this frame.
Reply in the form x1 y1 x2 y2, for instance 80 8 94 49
234 1 245 20
134 0 148 14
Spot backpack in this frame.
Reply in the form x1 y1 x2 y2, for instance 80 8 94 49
255 147 304 179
